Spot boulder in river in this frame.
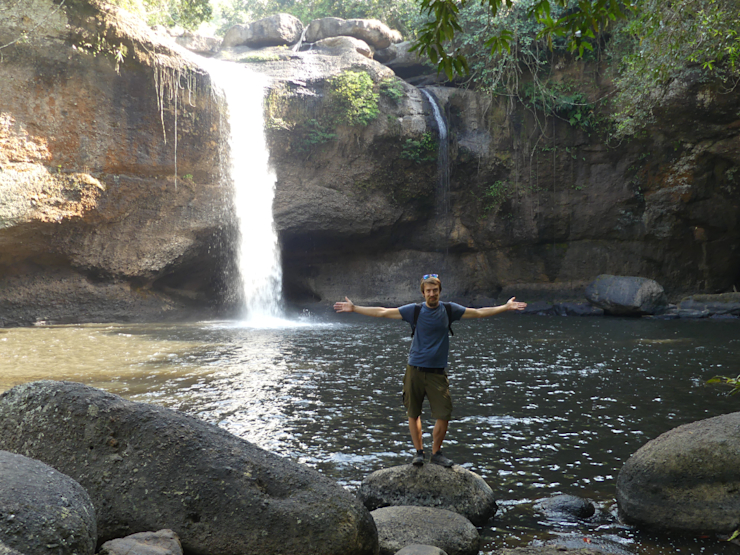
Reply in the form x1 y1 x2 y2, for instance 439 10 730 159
99 529 182 555
358 463 497 526
314 36 373 58
616 411 740 534
0 381 378 555
585 274 668 316
0 449 97 555
305 17 402 50
371 506 479 555
533 494 595 521
223 13 304 48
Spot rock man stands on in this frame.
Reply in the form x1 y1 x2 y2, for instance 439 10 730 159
334 274 527 467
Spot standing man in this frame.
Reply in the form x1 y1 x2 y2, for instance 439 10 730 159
333 274 527 467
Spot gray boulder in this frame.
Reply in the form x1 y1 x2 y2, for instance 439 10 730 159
99 530 182 555
0 381 378 555
223 13 303 48
533 494 595 521
377 42 436 79
358 463 496 526
395 545 448 555
0 450 97 555
585 274 668 315
314 36 373 58
0 543 24 555
616 411 740 534
371 506 479 555
305 17 401 50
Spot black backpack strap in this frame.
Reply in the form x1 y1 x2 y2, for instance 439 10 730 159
411 303 422 337
443 302 455 336
411 302 455 337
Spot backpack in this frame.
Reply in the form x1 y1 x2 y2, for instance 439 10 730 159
411 302 455 338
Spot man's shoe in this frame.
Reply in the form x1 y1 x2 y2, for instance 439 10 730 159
412 452 424 466
430 450 454 467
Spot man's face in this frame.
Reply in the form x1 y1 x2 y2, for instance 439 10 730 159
423 284 440 307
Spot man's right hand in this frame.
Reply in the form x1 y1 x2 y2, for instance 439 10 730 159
333 297 355 313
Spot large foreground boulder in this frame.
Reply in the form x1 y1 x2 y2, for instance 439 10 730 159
0 450 97 555
222 13 303 48
358 464 497 526
585 274 668 315
305 17 401 50
371 506 479 555
616 411 740 534
0 381 378 555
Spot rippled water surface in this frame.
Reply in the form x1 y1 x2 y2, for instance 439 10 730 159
2 314 739 554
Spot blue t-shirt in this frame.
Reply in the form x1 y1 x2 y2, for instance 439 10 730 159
399 302 466 368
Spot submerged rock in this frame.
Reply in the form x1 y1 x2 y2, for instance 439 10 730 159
585 275 668 316
0 450 97 555
0 381 378 555
371 506 479 555
678 293 740 317
99 530 182 555
358 463 497 526
616 411 740 534
534 494 595 521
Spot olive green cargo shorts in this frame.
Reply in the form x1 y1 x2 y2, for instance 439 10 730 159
402 364 452 421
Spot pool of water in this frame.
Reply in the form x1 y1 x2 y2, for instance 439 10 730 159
1 313 739 554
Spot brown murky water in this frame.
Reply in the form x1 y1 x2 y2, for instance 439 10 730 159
2 314 739 554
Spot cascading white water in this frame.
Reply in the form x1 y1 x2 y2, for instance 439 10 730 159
199 58 284 323
420 88 451 220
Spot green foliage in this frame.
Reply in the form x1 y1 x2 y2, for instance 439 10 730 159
483 179 512 211
400 132 437 164
379 77 405 103
327 70 379 126
609 0 740 138
411 0 630 79
109 0 212 30
521 80 595 131
707 374 740 396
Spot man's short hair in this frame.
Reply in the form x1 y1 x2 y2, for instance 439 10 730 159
420 275 442 293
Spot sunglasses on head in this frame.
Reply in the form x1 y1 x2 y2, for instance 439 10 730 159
422 274 439 280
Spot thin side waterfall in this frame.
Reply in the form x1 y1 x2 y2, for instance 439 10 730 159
200 59 284 323
420 88 450 220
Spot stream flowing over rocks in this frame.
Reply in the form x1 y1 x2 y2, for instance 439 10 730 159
1 0 739 324
0 381 378 555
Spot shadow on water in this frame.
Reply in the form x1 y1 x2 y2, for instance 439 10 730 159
1 315 740 554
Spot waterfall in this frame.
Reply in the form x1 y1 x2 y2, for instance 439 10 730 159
199 58 284 323
420 88 450 220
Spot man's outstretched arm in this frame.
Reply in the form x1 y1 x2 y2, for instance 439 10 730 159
461 297 527 319
333 297 403 319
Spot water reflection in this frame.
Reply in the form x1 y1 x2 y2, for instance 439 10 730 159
1 315 739 554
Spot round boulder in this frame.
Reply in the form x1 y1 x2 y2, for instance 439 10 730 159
223 13 303 48
371 506 479 555
314 36 373 58
0 450 97 555
585 274 668 315
305 17 401 50
395 545 448 555
359 463 497 526
533 494 595 521
0 381 377 555
616 411 740 533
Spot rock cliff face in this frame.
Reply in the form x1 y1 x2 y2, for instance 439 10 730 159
0 2 738 324
0 0 233 325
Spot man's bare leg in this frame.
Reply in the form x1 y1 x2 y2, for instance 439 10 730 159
432 419 448 454
408 416 423 451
